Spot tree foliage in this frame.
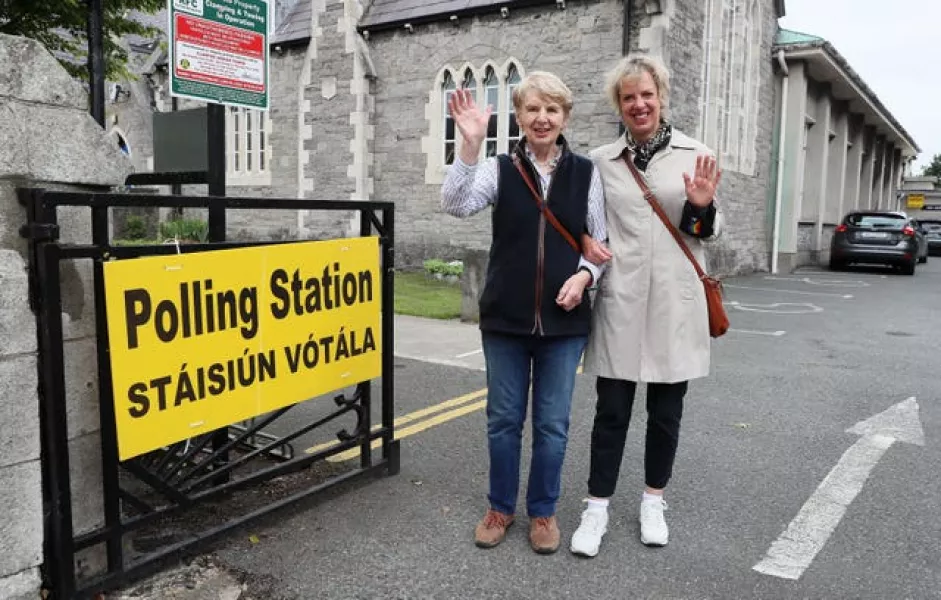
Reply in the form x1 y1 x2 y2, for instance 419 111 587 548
921 154 941 179
0 0 165 81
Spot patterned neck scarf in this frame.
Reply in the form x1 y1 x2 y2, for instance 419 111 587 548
626 121 672 171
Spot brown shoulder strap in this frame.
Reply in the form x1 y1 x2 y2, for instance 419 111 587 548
513 156 581 253
622 155 707 280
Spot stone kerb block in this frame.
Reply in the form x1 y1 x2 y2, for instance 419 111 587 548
0 462 43 579
0 248 37 357
0 355 41 469
460 248 488 323
0 568 42 600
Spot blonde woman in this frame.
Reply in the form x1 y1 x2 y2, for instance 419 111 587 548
570 55 723 557
441 71 609 554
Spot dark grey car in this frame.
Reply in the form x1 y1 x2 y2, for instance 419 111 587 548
918 219 941 256
829 211 927 275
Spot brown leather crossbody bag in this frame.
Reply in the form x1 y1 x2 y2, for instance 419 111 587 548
512 156 581 253
623 157 729 338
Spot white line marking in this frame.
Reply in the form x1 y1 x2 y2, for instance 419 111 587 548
728 328 786 336
454 348 483 358
753 397 925 580
726 301 823 314
725 284 853 299
393 352 486 372
764 276 869 288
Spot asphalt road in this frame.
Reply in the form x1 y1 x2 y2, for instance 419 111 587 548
204 262 941 599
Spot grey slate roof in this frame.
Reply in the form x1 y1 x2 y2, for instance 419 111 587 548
359 0 556 31
126 9 167 49
271 0 313 46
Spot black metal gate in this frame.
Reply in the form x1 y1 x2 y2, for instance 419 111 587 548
19 188 399 599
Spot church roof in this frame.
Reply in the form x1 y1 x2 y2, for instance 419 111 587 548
271 0 314 46
359 0 558 33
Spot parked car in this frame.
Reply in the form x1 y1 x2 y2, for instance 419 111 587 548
829 211 927 275
917 218 941 256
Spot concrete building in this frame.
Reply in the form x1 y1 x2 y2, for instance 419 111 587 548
106 0 920 275
769 29 920 271
900 175 941 219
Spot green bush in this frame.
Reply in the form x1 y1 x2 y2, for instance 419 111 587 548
160 218 209 243
423 259 463 277
123 215 148 240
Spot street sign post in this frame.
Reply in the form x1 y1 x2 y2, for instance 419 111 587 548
168 0 270 110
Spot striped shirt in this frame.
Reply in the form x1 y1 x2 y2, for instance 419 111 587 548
441 154 608 283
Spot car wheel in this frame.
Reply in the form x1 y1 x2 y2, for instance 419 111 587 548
918 254 928 264
829 259 845 271
901 261 916 275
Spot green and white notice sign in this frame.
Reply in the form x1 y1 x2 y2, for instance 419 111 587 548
169 0 269 109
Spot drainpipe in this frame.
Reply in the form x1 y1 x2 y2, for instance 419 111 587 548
771 49 789 274
618 0 632 138
622 0 632 56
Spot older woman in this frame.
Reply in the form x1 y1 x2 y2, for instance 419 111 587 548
441 71 609 555
569 55 723 558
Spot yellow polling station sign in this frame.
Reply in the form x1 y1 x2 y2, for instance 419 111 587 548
103 237 382 460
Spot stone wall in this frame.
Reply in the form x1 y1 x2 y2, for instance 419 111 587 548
0 33 132 599
366 1 625 267
635 0 779 275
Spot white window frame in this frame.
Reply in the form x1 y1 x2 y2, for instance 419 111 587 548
698 0 762 175
423 59 526 184
226 107 272 186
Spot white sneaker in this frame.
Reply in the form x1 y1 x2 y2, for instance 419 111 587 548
639 498 669 547
570 505 608 557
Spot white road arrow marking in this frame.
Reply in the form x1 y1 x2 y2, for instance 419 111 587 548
753 397 925 580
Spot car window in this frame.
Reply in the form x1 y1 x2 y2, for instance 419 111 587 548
921 222 941 233
845 214 906 228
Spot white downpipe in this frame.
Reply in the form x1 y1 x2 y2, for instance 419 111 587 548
771 50 789 274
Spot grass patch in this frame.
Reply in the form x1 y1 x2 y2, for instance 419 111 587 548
394 271 462 320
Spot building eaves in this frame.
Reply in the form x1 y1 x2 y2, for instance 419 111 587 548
775 34 920 155
270 0 312 47
775 28 823 46
358 0 559 34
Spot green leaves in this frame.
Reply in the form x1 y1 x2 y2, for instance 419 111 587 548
0 0 165 81
921 153 941 179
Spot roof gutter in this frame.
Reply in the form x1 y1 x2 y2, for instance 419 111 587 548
357 0 558 34
778 45 919 155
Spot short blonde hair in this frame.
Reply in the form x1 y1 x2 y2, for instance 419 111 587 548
604 54 671 118
512 71 574 115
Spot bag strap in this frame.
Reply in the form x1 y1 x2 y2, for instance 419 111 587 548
512 156 581 253
622 155 708 281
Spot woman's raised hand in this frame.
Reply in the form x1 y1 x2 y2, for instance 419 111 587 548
448 88 491 151
683 155 722 208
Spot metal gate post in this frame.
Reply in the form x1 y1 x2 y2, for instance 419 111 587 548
91 206 125 576
359 210 374 469
381 206 399 474
37 242 77 598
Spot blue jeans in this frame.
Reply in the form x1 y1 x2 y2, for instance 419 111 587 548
482 332 588 518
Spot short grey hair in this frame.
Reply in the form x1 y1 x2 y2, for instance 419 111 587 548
604 54 671 118
512 71 574 116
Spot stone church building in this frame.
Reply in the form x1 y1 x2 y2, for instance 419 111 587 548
108 0 917 274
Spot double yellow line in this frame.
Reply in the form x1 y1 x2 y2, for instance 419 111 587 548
305 387 489 462
306 363 584 463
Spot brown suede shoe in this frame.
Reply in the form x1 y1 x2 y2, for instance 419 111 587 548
474 509 515 548
529 516 561 554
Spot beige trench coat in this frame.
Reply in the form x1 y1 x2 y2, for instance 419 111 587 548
583 129 724 384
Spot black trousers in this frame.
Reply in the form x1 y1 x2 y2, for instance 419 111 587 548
587 377 688 498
